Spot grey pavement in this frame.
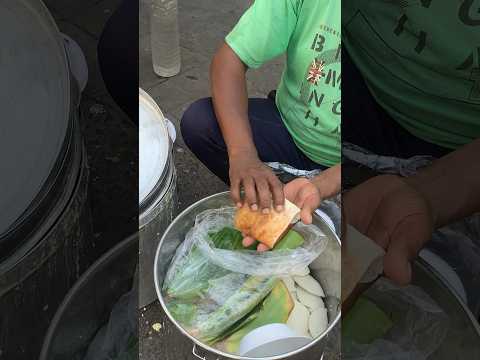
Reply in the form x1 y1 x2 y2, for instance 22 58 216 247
140 0 284 213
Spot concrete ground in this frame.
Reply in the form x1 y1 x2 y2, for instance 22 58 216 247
45 0 138 258
139 1 339 359
139 0 285 211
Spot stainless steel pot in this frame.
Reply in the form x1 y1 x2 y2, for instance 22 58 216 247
154 192 341 360
413 259 480 358
139 88 177 308
0 1 94 358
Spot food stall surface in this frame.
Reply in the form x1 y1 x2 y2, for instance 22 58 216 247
139 0 339 359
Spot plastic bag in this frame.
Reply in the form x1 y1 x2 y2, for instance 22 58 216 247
343 278 449 360
83 267 138 360
164 207 327 281
162 207 328 343
83 289 138 360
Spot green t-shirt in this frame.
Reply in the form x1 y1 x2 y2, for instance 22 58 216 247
343 1 480 150
226 0 341 167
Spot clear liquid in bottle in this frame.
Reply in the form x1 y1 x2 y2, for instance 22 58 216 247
150 0 181 77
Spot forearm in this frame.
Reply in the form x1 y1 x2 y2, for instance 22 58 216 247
406 138 480 228
311 163 341 199
210 42 256 158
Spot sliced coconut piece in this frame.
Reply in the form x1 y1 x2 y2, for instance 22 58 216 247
286 301 310 337
309 307 328 338
342 225 385 303
291 266 310 276
293 275 325 297
310 237 340 271
312 268 340 300
296 287 324 310
324 296 340 320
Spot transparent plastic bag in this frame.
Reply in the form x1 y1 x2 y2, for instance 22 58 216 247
343 278 449 360
83 289 138 360
83 267 138 360
162 207 328 343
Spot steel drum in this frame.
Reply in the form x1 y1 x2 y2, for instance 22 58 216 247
154 192 341 360
0 1 93 358
139 88 177 308
39 234 138 360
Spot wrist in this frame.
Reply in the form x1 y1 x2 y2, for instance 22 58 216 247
312 164 341 199
228 146 258 160
403 175 440 228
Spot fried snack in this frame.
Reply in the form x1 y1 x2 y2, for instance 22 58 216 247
234 199 300 249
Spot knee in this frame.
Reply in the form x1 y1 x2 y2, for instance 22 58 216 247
180 97 215 149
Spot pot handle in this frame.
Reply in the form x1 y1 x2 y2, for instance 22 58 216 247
165 118 177 143
192 343 220 360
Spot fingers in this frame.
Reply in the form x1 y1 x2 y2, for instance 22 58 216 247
257 243 270 252
243 177 258 210
256 178 271 213
366 214 391 250
269 175 285 211
243 236 269 252
300 206 313 225
383 215 430 285
294 188 319 225
230 177 242 207
383 241 413 286
242 236 256 248
230 163 284 211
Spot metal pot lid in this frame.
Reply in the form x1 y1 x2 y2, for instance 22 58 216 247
139 88 171 206
0 1 70 238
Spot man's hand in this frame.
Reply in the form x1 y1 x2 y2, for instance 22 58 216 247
229 150 284 212
242 177 321 252
284 178 322 225
242 164 341 251
343 175 434 285
285 164 341 224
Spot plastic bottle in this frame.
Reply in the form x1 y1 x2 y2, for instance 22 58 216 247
150 0 181 77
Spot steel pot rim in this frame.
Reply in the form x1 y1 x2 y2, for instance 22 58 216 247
154 191 341 360
139 88 173 211
415 257 480 336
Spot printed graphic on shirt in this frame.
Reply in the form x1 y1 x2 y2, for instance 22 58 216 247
345 1 480 103
299 23 341 135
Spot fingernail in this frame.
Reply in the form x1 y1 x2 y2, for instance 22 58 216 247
236 202 243 208
262 208 270 214
251 204 258 211
276 205 284 212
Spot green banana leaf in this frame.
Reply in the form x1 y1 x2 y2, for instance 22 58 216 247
224 280 294 353
197 229 304 344
342 297 393 346
165 227 251 299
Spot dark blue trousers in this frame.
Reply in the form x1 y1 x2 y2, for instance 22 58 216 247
181 97 322 184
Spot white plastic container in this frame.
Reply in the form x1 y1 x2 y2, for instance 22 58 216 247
239 324 312 358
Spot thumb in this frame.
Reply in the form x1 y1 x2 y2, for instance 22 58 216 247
383 247 412 286
383 216 429 285
300 205 313 225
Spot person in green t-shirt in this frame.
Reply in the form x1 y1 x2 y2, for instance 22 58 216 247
342 3 480 286
181 0 341 250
